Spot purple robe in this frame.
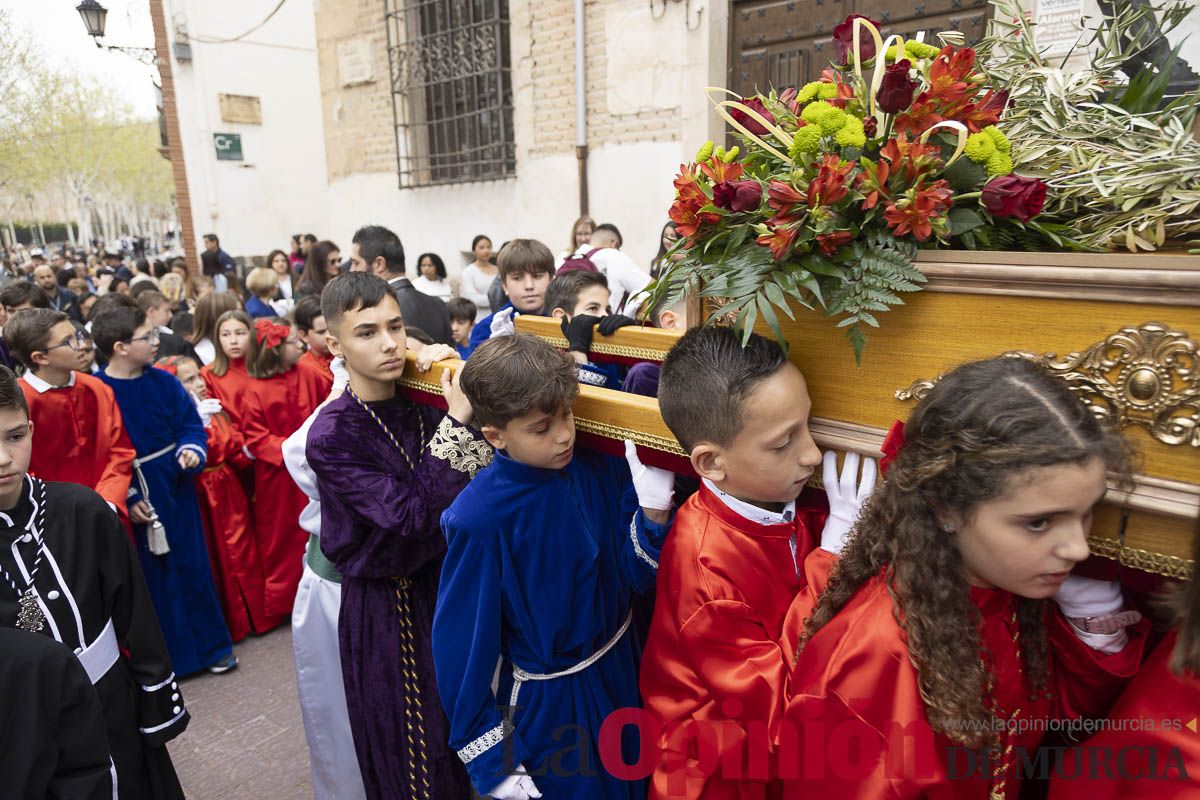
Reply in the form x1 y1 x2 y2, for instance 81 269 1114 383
307 393 492 800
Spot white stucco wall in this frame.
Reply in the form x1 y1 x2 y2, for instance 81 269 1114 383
322 140 683 279
165 0 329 262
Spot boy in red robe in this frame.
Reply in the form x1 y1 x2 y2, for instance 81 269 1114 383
639 325 871 799
295 296 334 383
4 308 135 517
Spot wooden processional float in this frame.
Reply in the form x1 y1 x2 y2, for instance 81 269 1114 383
400 249 1200 583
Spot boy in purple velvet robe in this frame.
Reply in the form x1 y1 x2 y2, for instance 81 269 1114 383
306 272 493 800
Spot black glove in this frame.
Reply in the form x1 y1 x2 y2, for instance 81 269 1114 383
597 314 638 337
562 314 601 353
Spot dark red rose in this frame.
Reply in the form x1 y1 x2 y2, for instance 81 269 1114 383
730 97 776 136
833 14 882 65
713 180 763 213
877 60 919 114
862 117 878 137
981 175 1047 223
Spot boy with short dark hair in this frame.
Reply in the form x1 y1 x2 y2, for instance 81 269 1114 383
93 307 235 676
6 308 136 516
433 332 675 800
295 295 334 382
447 297 476 359
544 269 635 389
468 239 554 350
0 282 50 314
306 271 491 800
0 364 190 798
639 325 873 799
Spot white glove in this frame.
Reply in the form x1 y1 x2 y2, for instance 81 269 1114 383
490 307 517 338
1053 574 1129 654
820 451 877 554
624 440 674 512
330 356 349 394
196 397 222 429
487 768 542 800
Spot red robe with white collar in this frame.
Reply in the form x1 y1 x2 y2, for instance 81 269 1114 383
19 372 135 516
780 577 1148 799
640 481 827 799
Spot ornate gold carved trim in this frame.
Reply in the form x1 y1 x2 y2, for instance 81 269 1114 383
533 333 670 362
573 418 688 457
896 322 1200 448
1087 536 1194 580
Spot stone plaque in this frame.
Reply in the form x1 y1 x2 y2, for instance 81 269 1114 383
218 93 262 125
338 39 375 88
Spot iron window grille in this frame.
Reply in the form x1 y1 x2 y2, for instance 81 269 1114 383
384 0 516 188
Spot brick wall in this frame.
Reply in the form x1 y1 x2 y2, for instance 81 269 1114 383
149 0 197 270
315 0 683 180
314 0 398 180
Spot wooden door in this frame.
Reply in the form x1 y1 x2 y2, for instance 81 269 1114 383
728 0 992 100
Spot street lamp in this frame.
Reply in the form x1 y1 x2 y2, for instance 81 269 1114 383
75 0 107 37
76 0 157 65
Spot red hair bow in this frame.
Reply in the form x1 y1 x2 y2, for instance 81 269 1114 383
254 319 290 348
879 419 906 476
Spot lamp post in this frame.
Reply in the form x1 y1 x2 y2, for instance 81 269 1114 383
76 0 157 65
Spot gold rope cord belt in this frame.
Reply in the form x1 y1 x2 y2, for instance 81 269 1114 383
393 577 432 800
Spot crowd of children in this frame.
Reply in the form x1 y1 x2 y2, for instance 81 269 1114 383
0 228 1196 800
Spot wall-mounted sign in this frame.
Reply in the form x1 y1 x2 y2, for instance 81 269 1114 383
213 133 243 161
219 93 262 125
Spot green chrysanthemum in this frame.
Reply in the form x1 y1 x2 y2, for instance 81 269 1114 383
904 40 941 59
818 82 839 100
695 140 715 163
789 125 823 158
801 101 835 125
835 117 866 148
983 125 1011 154
721 145 740 163
797 81 824 104
964 132 996 163
985 151 1014 176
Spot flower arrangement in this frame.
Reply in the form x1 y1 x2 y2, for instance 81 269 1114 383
654 13 1067 362
980 0 1200 252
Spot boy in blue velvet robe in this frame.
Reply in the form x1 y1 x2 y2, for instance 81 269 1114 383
433 332 675 800
93 307 234 676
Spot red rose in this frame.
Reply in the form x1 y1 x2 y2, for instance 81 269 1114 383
713 180 763 212
877 60 919 114
833 14 881 65
982 175 1047 223
730 97 776 136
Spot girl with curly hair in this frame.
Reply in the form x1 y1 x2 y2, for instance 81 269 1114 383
781 357 1149 799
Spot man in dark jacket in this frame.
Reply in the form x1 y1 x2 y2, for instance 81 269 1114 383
33 264 82 322
350 224 453 346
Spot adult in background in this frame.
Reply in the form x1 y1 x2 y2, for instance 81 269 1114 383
267 248 298 314
565 223 651 315
558 214 595 267
650 220 682 279
350 225 452 345
202 234 236 293
296 240 342 302
411 252 451 302
459 234 497 314
34 263 82 322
